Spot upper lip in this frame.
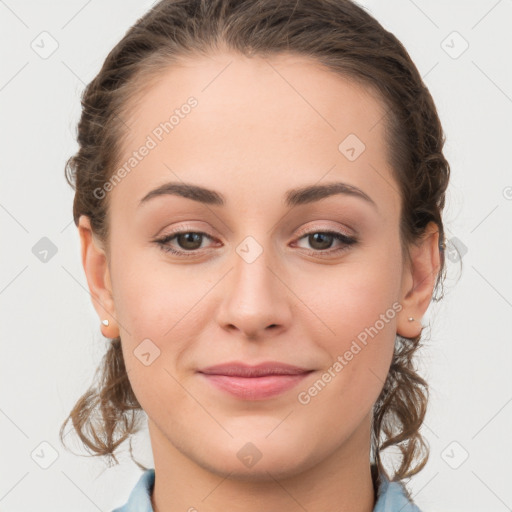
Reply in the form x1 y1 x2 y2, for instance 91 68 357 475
198 361 312 377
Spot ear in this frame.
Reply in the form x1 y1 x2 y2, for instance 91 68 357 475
78 215 119 339
397 221 441 338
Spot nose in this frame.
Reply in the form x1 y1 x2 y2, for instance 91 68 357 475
215 246 293 340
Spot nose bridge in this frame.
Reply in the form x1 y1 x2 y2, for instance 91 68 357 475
235 235 277 296
215 232 291 337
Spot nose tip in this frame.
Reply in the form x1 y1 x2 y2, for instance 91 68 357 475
215 253 293 340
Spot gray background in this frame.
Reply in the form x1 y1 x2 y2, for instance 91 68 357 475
1 0 511 511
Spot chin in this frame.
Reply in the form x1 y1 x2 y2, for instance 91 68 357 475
202 456 308 482
196 439 312 481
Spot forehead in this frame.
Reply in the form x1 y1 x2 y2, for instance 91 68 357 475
111 51 398 218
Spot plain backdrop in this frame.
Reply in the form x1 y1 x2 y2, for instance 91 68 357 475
1 1 511 511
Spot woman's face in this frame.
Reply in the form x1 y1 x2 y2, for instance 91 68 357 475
81 51 437 479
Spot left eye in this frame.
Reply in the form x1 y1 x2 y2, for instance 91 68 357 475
154 229 358 257
294 231 357 253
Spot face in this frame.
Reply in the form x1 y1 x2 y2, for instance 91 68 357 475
81 51 436 480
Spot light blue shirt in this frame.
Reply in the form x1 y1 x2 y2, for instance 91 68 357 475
112 468 422 511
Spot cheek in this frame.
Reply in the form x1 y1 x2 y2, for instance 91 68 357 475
110 237 199 340
295 277 398 437
293 248 400 409
295 248 401 343
109 243 213 399
112 264 198 416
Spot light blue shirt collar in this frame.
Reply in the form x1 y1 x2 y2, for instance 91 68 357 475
112 467 422 512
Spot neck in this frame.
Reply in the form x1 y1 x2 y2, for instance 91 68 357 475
148 418 376 512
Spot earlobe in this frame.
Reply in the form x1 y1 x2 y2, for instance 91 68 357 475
397 222 441 339
78 215 119 338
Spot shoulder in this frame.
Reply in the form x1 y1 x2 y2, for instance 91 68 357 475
373 471 423 512
111 468 155 512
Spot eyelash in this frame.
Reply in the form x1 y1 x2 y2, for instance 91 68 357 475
154 227 358 258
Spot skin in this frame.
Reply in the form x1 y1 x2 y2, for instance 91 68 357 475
79 50 440 512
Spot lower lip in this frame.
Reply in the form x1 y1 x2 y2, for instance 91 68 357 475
198 372 312 400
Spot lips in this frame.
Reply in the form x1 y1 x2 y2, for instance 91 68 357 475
197 361 314 400
198 361 312 377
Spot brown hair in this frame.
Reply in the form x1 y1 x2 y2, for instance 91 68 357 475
60 0 450 482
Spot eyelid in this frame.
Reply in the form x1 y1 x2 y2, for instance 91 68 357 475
294 222 354 239
159 222 215 237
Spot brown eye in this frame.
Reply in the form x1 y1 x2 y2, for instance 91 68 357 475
307 232 336 250
155 230 216 257
295 230 358 256
175 232 203 250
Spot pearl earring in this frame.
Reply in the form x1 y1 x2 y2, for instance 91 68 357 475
408 317 415 322
102 319 109 326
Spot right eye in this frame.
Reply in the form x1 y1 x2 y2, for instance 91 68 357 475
154 230 218 257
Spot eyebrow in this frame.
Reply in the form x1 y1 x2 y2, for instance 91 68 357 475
138 181 377 210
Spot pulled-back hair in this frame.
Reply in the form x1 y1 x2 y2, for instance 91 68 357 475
61 0 450 482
